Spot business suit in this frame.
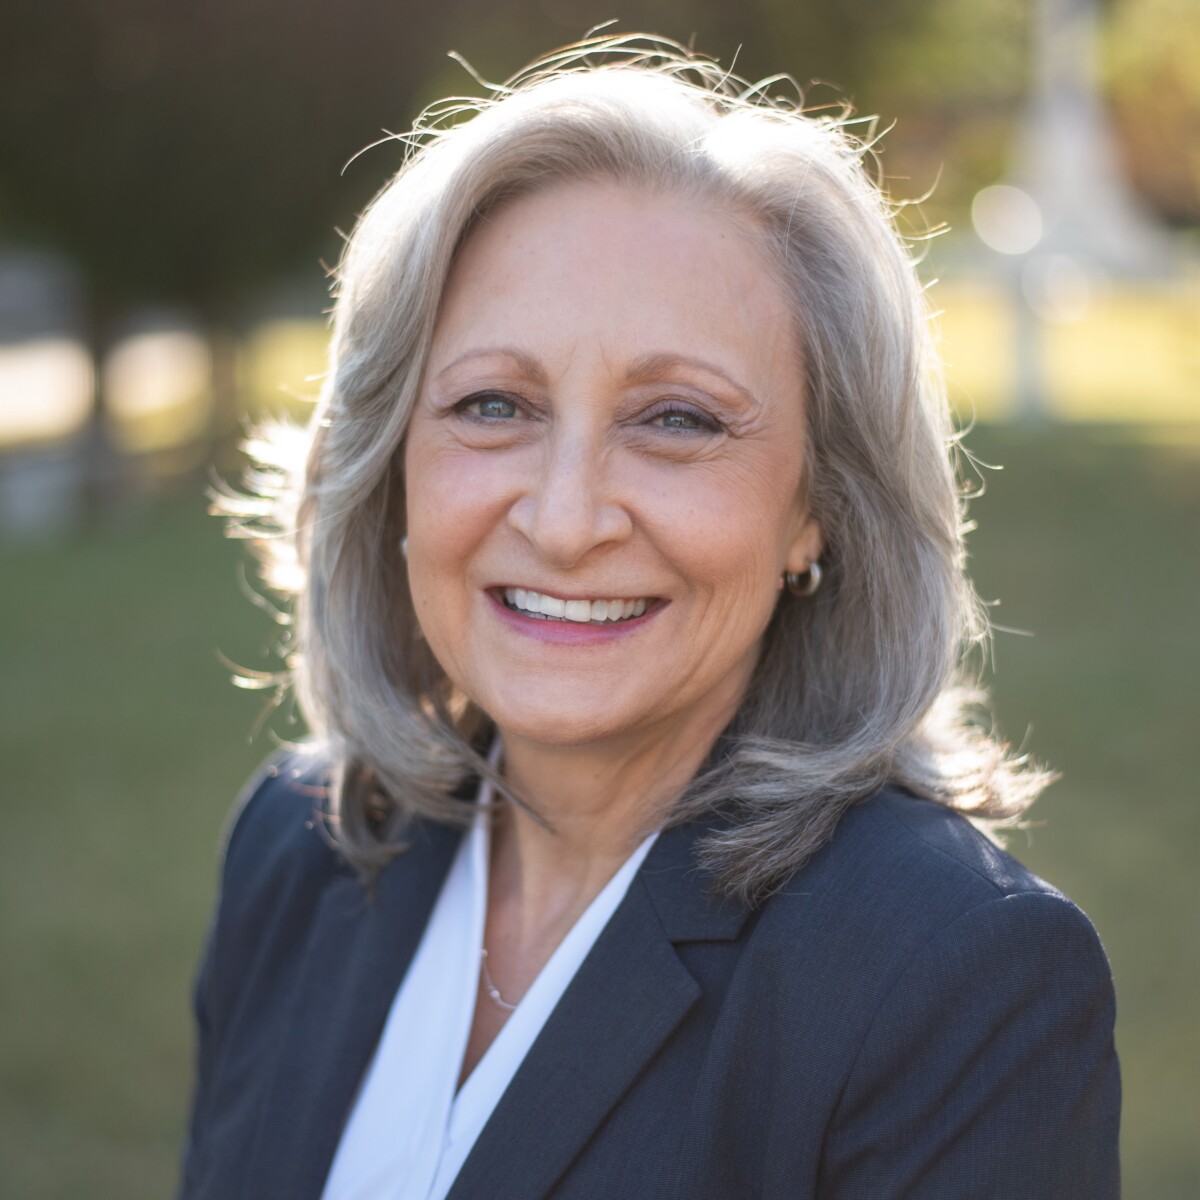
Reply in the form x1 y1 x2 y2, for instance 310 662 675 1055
180 751 1120 1199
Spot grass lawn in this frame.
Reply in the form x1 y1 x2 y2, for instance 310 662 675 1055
1 423 1197 1197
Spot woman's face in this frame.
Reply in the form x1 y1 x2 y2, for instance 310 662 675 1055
404 180 821 754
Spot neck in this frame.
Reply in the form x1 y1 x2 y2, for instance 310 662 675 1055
487 703 731 931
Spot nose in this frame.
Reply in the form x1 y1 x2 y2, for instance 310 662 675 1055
506 429 633 567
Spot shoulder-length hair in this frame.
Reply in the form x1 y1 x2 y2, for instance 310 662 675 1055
218 34 1048 903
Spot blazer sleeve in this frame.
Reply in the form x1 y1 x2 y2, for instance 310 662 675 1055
178 751 304 1198
817 890 1121 1199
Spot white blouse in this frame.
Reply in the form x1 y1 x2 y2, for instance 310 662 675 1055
321 768 658 1200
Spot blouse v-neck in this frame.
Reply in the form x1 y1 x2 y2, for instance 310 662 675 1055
321 763 659 1200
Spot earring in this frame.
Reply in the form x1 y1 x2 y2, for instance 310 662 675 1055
400 536 409 560
784 560 821 597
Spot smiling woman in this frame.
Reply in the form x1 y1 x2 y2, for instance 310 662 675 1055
405 182 820 759
188 34 1119 1200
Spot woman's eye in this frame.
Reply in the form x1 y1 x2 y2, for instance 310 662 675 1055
459 392 518 420
648 406 720 433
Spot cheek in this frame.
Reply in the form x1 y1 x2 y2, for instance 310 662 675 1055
403 440 521 660
642 458 800 588
406 440 509 549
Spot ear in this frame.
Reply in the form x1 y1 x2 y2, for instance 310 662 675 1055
784 508 824 576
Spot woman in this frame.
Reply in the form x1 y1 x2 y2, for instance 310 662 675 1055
184 36 1120 1199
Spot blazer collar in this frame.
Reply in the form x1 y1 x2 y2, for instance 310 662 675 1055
242 810 750 1200
446 819 750 1200
636 816 751 943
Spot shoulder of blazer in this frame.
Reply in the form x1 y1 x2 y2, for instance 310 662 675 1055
218 748 342 913
743 784 1112 1041
199 750 344 1021
845 784 1064 898
762 783 1076 923
758 782 1099 940
205 748 466 1011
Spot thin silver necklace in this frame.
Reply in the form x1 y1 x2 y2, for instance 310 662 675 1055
479 737 518 1013
480 947 518 1012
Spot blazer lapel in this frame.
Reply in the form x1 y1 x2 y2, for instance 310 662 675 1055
447 820 750 1200
242 818 461 1200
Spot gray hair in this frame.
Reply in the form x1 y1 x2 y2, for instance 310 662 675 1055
217 35 1048 904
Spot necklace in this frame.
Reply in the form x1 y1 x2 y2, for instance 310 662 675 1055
480 947 518 1012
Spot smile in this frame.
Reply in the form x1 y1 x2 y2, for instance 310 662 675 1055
502 588 651 624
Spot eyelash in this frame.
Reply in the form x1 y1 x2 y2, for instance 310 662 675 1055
452 392 723 436
642 402 723 434
455 391 520 421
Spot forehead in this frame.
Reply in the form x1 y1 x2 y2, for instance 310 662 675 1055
430 179 802 382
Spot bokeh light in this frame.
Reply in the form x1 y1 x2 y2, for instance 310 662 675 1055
971 184 1044 255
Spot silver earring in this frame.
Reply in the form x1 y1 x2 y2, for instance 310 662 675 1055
784 560 821 597
400 536 409 560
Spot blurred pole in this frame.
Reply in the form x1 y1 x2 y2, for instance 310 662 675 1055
997 0 1173 421
1016 0 1168 276
1013 261 1045 422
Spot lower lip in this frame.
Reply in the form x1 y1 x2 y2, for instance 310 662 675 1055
486 592 664 645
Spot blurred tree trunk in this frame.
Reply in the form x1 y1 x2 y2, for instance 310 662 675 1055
206 321 244 471
77 296 125 525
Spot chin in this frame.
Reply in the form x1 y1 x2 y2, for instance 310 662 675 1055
490 711 633 751
476 689 651 751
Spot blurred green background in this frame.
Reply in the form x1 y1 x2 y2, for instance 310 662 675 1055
1 0 1197 1196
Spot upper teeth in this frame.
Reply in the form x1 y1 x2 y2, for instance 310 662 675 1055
503 588 649 623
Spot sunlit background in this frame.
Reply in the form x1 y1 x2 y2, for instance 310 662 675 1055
1 1 1197 1195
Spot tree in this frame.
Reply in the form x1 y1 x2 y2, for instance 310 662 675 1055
0 0 449 500
1105 0 1200 226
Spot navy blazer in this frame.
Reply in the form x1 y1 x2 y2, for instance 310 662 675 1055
180 752 1120 1199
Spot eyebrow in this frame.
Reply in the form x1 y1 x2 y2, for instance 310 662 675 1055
625 352 759 409
432 346 759 410
434 346 546 384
